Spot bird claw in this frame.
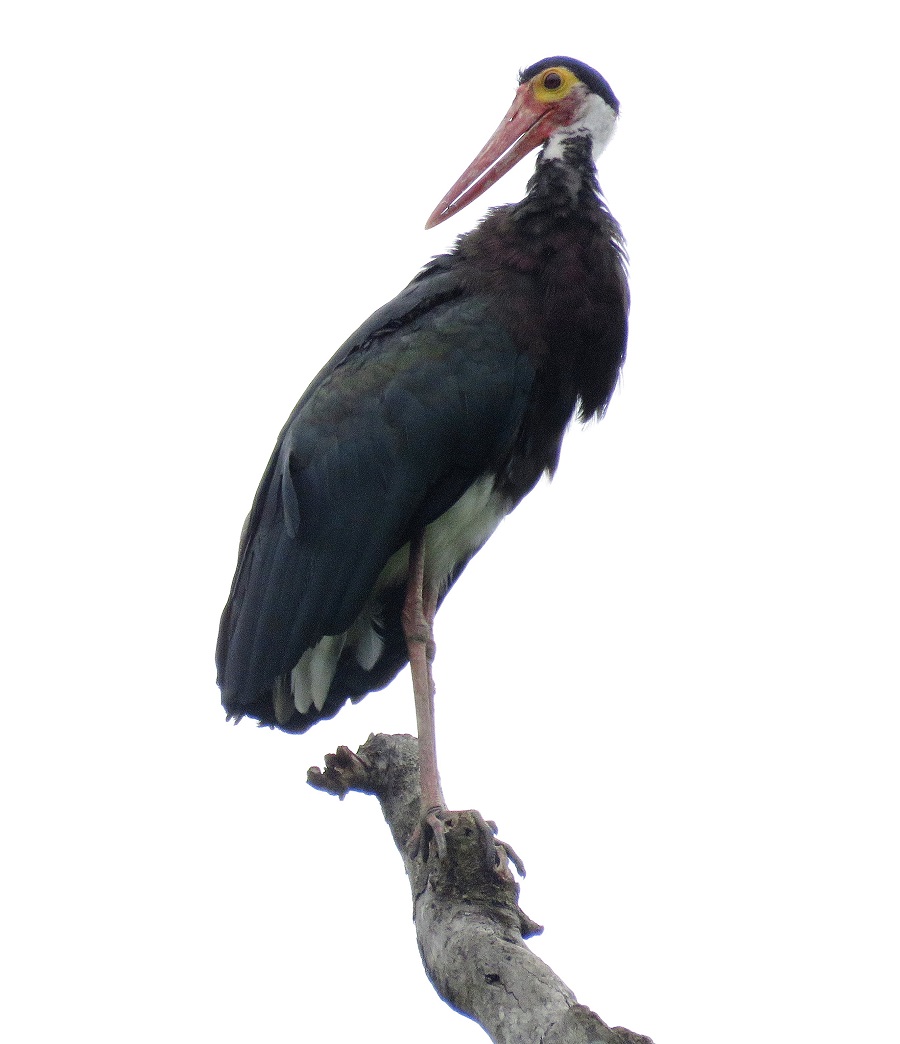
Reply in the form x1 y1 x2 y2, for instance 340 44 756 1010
407 807 525 877
495 837 526 878
471 809 526 879
407 805 450 861
307 745 372 799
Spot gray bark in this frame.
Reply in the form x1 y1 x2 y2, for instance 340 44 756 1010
308 733 654 1044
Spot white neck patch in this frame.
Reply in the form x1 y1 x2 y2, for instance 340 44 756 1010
542 90 618 165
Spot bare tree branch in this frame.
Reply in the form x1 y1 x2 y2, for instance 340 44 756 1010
308 733 655 1044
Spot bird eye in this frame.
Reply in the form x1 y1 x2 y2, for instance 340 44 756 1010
543 72 563 91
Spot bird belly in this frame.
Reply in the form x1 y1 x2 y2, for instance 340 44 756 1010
287 476 507 718
377 474 508 594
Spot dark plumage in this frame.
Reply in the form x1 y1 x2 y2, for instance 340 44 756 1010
217 57 629 748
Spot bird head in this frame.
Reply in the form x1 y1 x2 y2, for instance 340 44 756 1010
425 57 619 229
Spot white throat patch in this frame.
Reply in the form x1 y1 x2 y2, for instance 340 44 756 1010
542 91 618 165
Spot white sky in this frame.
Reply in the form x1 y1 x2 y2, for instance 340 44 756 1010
2 2 898 1042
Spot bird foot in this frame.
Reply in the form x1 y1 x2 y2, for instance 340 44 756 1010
407 806 526 879
484 818 527 879
407 805 451 861
307 745 372 799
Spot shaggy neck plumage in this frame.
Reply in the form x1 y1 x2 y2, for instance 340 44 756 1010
510 134 604 227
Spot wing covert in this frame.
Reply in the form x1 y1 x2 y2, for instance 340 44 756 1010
217 285 534 714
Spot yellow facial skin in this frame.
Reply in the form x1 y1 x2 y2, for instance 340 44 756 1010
529 66 581 105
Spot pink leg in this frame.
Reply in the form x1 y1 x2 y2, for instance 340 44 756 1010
402 532 447 848
399 534 522 872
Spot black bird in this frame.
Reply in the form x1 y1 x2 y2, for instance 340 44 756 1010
217 57 629 842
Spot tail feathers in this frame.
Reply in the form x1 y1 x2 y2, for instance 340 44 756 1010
281 634 348 721
222 588 409 734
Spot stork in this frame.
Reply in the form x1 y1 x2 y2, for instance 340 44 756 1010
217 57 629 851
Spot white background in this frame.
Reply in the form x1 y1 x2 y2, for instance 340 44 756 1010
2 2 897 1042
